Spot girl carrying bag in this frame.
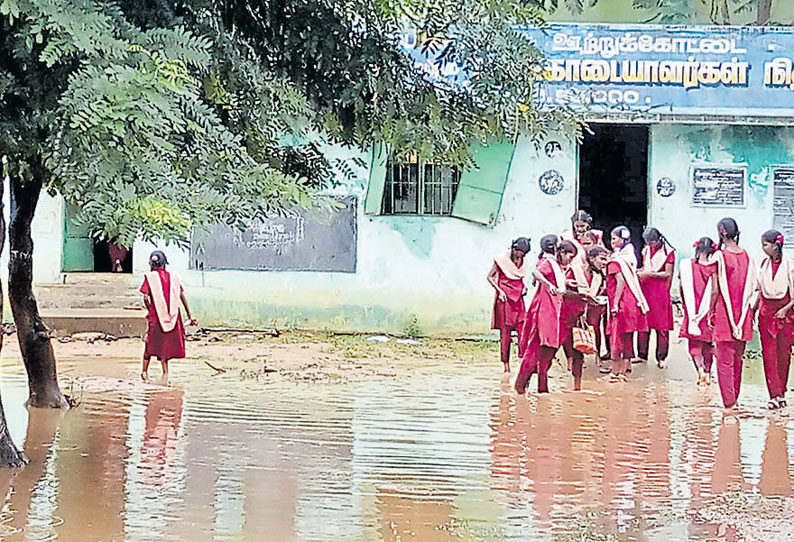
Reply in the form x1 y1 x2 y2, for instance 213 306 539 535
572 316 597 355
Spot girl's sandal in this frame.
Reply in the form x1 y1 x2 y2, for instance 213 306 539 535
768 400 780 410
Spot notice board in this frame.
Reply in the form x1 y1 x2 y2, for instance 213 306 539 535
774 167 794 242
190 196 357 272
691 166 746 207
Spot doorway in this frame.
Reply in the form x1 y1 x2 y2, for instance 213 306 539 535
578 124 649 255
62 204 133 273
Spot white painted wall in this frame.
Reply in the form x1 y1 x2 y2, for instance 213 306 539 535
131 135 579 333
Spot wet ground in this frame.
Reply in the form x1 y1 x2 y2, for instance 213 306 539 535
0 331 791 541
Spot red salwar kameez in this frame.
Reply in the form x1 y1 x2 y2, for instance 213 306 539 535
516 256 566 394
491 252 528 366
679 258 717 374
638 245 675 363
713 250 757 409
757 256 794 401
141 268 186 361
606 247 649 360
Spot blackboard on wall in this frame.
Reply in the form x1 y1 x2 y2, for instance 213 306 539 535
774 168 794 243
190 196 357 272
691 166 746 207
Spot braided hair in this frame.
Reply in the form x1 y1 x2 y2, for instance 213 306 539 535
717 217 740 248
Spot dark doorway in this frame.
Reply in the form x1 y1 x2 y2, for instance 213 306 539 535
578 124 649 255
93 239 133 273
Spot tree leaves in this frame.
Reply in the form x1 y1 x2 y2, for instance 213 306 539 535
2 0 584 249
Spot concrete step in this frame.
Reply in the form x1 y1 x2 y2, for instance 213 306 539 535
41 309 148 338
35 272 144 311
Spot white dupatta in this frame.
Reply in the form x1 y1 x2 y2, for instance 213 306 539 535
571 263 603 297
494 251 528 280
679 258 715 336
758 255 794 301
609 244 650 314
146 271 181 332
641 245 674 274
532 254 567 297
714 250 758 340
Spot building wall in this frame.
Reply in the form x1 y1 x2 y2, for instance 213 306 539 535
648 124 794 265
130 136 579 334
32 124 794 333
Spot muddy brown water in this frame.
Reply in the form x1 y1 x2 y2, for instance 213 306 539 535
0 341 791 541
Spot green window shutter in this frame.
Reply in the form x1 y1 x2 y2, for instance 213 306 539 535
451 141 516 226
364 143 389 215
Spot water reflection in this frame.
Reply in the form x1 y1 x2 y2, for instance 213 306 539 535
0 355 789 540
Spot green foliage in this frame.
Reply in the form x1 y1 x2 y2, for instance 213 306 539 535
402 313 422 339
1 0 584 249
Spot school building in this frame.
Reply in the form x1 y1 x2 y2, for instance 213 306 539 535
27 23 794 335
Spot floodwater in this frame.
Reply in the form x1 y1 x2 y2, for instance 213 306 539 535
0 341 792 541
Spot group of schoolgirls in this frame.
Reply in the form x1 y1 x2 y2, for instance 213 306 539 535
680 219 794 412
489 212 794 411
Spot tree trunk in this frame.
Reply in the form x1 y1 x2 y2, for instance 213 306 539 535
0 163 28 466
9 174 69 409
757 0 772 25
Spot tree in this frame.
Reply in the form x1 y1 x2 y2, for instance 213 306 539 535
0 0 579 463
569 0 788 25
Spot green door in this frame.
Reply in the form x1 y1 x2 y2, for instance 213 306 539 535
62 204 94 272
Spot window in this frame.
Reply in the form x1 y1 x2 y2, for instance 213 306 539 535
381 153 461 216
365 141 517 226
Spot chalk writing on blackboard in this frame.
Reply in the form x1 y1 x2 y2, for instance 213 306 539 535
773 168 794 244
190 196 357 272
691 166 746 207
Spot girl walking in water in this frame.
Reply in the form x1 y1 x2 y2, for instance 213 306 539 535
712 218 757 415
679 237 718 386
488 237 531 372
757 230 794 410
638 227 675 368
606 226 649 382
515 235 576 394
141 251 197 383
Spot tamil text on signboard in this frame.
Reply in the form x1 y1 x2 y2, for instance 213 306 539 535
691 166 746 207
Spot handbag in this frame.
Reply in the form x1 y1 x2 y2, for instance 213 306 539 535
572 316 597 355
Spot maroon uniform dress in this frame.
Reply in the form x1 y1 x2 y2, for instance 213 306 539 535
713 250 754 408
491 260 527 365
758 258 794 400
516 258 565 393
560 267 588 380
606 260 648 359
141 268 186 361
679 260 716 373
638 247 675 362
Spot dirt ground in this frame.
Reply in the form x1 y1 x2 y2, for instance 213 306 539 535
0 330 499 385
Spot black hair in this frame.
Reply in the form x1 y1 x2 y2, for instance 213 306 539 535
587 245 609 261
558 240 578 257
539 234 559 258
611 225 631 241
511 237 531 254
149 250 168 269
717 217 740 246
571 210 593 225
694 237 717 258
761 229 784 259
643 226 675 251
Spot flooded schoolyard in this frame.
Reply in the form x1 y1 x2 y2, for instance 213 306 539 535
0 332 791 541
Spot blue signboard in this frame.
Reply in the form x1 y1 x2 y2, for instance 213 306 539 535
403 24 794 118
